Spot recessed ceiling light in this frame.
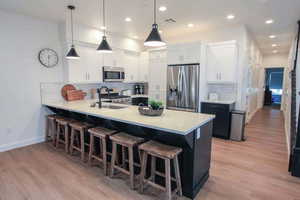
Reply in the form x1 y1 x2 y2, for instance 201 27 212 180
269 35 276 39
265 19 274 24
227 14 235 20
100 26 106 30
273 50 278 53
125 17 132 22
159 6 167 12
272 44 278 47
159 30 163 33
133 35 139 39
187 23 194 28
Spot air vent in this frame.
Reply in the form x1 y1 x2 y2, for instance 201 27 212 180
165 18 176 23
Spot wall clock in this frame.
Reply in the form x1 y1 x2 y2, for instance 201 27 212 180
38 48 59 68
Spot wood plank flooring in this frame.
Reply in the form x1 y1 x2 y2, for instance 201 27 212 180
1 107 300 200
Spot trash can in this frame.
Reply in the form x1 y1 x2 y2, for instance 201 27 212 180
230 110 246 141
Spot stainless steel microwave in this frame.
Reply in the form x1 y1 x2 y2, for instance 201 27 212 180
103 66 125 82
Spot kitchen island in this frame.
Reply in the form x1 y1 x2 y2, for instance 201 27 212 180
43 100 214 199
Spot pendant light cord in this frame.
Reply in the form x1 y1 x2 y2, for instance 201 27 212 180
103 0 106 36
154 0 156 24
71 8 74 45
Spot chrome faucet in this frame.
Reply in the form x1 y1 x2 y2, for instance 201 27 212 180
97 86 112 108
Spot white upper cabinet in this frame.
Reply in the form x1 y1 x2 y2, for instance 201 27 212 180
139 51 149 82
67 46 103 83
148 50 167 92
123 50 140 82
167 43 201 65
206 40 238 83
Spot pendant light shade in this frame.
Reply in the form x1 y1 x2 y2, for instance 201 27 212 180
97 36 112 53
66 5 80 59
97 0 112 53
66 45 80 59
144 0 165 47
144 24 166 47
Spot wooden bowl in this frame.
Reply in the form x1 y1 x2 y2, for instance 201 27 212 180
138 106 164 116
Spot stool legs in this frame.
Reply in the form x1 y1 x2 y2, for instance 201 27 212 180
70 128 75 155
64 125 69 153
51 120 57 146
165 159 171 200
150 156 156 181
128 146 134 189
139 151 148 193
88 134 95 165
110 142 117 177
102 138 108 175
174 156 182 196
80 129 85 161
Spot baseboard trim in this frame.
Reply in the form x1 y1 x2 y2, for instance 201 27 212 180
0 137 46 152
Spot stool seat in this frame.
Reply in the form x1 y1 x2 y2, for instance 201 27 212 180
139 140 182 159
56 117 76 125
69 122 93 130
88 127 117 138
110 132 144 146
47 114 58 120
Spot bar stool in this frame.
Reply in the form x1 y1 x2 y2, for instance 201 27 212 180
56 117 75 152
88 127 117 175
69 121 93 162
139 140 183 200
110 132 145 189
45 114 61 144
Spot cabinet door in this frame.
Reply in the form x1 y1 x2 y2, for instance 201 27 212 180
206 41 238 83
86 47 103 82
183 43 201 64
217 44 237 82
139 51 149 82
206 46 219 82
201 103 231 139
167 46 184 65
67 46 90 82
149 50 167 91
123 51 139 82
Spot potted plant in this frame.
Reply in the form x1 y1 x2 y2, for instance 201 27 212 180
138 100 164 116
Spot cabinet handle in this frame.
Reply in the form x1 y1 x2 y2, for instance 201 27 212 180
219 73 221 80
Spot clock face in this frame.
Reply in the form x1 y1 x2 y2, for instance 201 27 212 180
38 48 59 68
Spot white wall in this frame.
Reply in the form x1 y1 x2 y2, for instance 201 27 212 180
263 53 289 68
0 10 64 152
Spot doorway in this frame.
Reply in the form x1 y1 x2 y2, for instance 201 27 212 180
264 68 284 107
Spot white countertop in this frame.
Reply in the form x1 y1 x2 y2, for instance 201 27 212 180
131 94 148 98
202 100 236 105
43 100 214 135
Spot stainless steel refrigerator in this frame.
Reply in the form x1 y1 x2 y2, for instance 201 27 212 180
166 63 200 112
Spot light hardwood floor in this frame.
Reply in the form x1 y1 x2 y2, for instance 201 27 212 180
1 107 300 200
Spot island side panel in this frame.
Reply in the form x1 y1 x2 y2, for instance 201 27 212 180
191 120 213 198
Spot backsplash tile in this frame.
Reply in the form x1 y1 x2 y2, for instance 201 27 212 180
206 83 237 101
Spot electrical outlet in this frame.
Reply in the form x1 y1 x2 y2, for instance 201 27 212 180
196 128 201 139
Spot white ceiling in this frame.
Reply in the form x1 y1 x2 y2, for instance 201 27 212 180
0 0 299 55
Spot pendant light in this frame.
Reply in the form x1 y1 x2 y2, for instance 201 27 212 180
144 0 166 47
97 0 112 53
66 5 80 59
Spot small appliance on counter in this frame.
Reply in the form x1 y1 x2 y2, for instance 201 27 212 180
134 84 145 95
208 93 219 101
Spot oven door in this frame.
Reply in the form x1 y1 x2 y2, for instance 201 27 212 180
103 67 125 82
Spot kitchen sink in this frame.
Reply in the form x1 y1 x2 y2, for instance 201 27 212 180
101 105 127 109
